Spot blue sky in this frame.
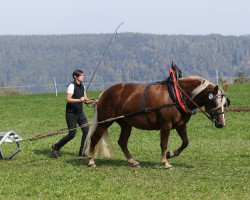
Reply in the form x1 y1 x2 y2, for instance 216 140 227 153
0 0 249 35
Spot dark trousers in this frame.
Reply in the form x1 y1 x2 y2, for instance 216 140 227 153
54 112 89 155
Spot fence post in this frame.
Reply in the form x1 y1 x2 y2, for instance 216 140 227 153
54 77 58 97
216 70 219 85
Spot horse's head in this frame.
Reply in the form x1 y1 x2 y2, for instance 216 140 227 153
204 85 230 128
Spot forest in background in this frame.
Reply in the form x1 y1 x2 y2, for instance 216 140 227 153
0 33 249 92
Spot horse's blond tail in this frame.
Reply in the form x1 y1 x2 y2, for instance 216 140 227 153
84 105 112 158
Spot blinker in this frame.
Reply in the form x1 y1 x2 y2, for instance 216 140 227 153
208 93 213 100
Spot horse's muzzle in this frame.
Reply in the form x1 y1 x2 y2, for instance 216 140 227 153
215 122 225 128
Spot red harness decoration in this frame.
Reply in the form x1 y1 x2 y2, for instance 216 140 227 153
169 67 190 114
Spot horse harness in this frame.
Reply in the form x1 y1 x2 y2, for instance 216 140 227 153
122 81 176 120
125 64 226 123
135 82 175 124
137 64 196 120
165 66 197 115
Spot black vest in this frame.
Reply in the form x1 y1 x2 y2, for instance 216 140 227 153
66 81 85 114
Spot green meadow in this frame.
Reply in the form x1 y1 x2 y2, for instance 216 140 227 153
0 84 249 200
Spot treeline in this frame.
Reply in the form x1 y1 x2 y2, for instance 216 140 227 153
0 33 249 90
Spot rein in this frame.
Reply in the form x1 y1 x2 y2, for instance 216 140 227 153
29 101 176 141
124 102 177 117
85 98 98 108
30 78 216 141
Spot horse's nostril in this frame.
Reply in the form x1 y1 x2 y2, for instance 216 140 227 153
215 123 225 128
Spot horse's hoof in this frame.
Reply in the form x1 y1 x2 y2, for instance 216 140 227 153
128 159 140 168
132 164 141 168
87 163 97 168
166 151 175 159
164 163 173 170
129 162 141 168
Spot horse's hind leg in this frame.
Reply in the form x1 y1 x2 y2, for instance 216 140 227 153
117 120 140 167
167 125 189 159
88 123 112 167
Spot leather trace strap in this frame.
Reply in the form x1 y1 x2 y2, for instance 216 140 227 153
140 83 152 113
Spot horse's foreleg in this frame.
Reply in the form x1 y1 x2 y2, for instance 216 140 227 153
160 128 172 169
118 121 140 167
167 125 189 159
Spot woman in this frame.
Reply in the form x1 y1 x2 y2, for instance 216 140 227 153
51 69 95 158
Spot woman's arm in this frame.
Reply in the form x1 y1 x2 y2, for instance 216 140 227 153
66 93 85 103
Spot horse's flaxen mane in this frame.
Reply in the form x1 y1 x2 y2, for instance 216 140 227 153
187 76 214 100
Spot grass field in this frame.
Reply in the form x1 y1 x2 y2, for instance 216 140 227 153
0 83 249 199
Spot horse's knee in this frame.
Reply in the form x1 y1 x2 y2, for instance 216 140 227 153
118 139 125 148
182 140 189 148
91 131 103 143
118 132 129 148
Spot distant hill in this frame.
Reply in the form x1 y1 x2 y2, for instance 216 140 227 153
0 33 249 92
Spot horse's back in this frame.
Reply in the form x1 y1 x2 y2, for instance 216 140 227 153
97 82 175 128
98 83 145 110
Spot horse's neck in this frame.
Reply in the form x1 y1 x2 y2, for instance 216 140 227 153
179 77 213 108
178 78 202 97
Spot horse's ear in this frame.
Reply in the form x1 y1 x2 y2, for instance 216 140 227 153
223 84 228 92
225 98 230 107
214 85 219 93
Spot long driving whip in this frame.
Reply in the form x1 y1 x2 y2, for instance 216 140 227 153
86 22 124 91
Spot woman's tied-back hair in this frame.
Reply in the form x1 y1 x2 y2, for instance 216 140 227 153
72 69 84 79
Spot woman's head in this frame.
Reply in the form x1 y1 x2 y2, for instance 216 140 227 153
72 70 84 80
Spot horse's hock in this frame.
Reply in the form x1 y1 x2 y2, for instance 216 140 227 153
0 131 23 159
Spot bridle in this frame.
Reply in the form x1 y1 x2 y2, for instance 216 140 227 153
208 93 227 121
175 82 228 123
175 83 213 122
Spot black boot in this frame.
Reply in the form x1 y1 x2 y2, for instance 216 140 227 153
78 145 86 157
78 131 87 157
51 145 60 158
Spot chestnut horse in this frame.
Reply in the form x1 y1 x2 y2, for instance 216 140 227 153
84 76 230 169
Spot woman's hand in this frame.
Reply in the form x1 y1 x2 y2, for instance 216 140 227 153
79 97 86 103
92 99 98 104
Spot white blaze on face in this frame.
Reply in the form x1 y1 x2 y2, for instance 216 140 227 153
221 101 225 126
215 90 226 126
